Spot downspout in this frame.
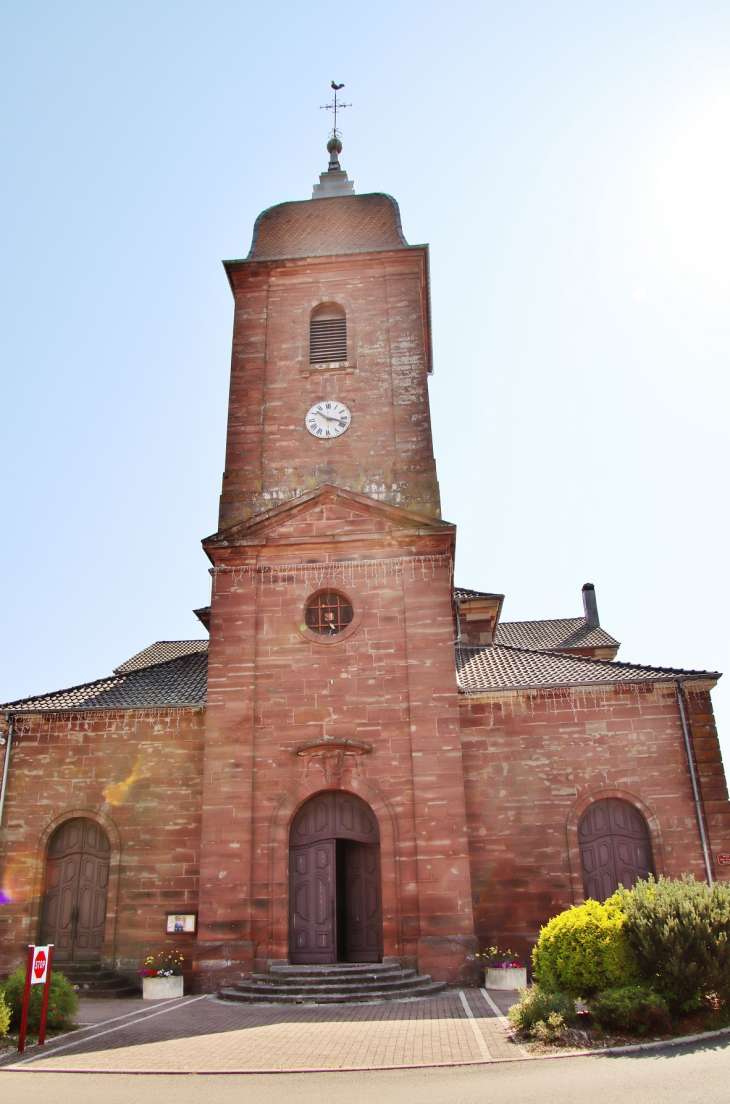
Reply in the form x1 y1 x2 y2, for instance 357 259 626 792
0 713 15 831
676 681 714 885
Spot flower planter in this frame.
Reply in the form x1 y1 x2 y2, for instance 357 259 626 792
485 966 526 990
142 975 184 1000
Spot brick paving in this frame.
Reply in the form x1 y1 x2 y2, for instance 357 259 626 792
3 989 524 1073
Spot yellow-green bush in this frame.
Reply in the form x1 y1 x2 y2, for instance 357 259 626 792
507 987 577 1034
532 896 640 998
0 993 10 1038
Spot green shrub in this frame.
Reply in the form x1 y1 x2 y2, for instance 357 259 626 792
4 968 78 1033
532 1011 569 1044
507 986 577 1034
0 994 10 1038
618 875 730 1012
592 986 672 1036
532 896 640 998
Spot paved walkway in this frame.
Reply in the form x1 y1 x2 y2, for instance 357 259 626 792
2 989 525 1073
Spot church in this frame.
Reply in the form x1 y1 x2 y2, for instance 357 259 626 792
1 129 728 995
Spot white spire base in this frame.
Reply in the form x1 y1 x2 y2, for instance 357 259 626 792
312 170 356 199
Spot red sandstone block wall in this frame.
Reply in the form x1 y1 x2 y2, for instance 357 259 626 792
685 689 730 856
199 496 477 987
0 708 204 980
460 683 730 963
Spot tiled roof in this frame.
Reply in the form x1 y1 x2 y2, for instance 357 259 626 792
245 193 409 261
495 617 619 652
454 587 504 602
114 640 209 675
456 643 720 693
3 637 718 711
2 652 208 713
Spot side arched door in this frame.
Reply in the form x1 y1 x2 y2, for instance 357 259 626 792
579 798 654 901
40 819 111 962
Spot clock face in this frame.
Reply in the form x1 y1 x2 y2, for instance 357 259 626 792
305 401 351 439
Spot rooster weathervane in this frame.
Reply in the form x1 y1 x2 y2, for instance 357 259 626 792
320 81 351 139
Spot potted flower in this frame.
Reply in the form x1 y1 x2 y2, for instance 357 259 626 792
478 946 527 990
141 951 185 1000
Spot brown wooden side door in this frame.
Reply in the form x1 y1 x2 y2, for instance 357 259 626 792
289 841 336 964
579 799 654 901
344 843 382 963
40 819 110 962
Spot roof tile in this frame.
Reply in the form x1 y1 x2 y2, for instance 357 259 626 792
2 652 208 713
456 643 719 693
114 640 208 675
495 617 619 652
246 193 409 261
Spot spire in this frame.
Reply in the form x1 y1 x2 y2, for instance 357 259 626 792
313 82 355 199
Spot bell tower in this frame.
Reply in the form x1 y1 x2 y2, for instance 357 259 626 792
217 140 440 531
197 126 477 991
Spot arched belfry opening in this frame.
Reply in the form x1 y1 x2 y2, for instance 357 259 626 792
289 791 383 964
309 303 347 364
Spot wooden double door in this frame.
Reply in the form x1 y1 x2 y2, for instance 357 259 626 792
40 818 110 962
579 798 654 902
289 791 383 964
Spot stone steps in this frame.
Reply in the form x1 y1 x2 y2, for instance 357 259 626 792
219 963 446 1005
58 963 141 999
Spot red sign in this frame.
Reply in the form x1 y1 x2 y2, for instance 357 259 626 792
31 945 49 985
717 853 730 867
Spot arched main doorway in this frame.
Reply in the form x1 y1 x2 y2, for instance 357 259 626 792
289 791 383 964
579 798 655 901
40 818 111 962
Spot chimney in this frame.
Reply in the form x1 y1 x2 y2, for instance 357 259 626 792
582 583 600 628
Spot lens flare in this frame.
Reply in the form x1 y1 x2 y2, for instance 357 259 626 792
1 852 34 904
103 755 152 807
640 86 730 323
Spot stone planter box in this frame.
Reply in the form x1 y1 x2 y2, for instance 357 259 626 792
143 975 184 1000
485 966 527 990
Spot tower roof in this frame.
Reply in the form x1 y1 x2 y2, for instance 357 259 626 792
244 193 409 262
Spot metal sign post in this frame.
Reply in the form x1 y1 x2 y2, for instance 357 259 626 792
17 944 54 1052
37 945 54 1045
17 945 33 1052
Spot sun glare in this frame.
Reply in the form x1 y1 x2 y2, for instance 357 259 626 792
640 86 730 323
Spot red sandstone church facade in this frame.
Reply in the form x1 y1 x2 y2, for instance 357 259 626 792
1 146 729 991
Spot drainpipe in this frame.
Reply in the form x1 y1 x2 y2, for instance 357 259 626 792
0 713 15 832
676 682 714 885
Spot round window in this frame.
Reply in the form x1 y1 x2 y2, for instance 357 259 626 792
304 590 354 636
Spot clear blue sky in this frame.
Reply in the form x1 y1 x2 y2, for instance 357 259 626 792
2 1 729 762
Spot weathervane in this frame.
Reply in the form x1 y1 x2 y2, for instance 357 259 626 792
320 81 351 140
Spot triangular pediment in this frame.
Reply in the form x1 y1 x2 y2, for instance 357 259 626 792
203 484 454 555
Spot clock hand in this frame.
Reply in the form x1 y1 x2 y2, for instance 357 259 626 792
319 412 346 422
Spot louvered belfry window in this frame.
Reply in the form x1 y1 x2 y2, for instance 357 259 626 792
310 304 347 364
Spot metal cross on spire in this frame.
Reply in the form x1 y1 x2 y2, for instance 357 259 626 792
320 81 352 139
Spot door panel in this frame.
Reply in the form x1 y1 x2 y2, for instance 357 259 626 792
290 841 336 963
344 842 382 962
41 856 78 960
290 792 380 845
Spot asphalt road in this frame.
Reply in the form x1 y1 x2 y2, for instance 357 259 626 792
2 1036 730 1104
